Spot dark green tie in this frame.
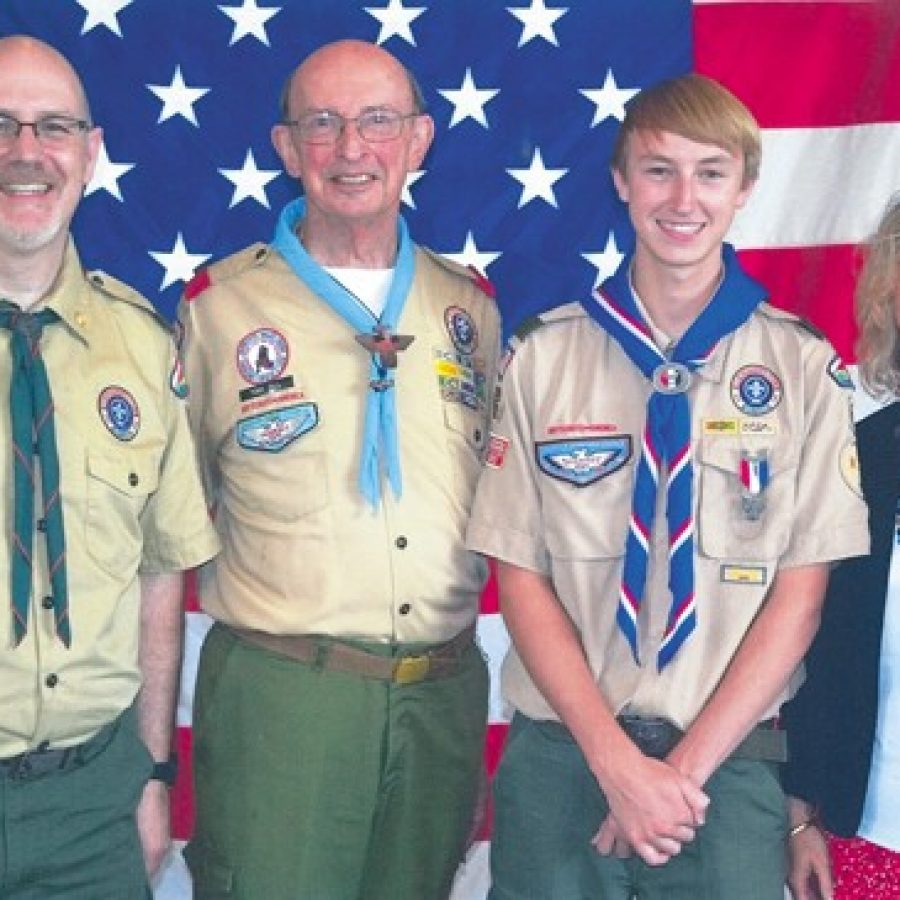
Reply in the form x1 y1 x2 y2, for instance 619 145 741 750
0 302 69 647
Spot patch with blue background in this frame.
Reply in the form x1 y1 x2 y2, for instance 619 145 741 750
535 437 632 487
236 403 318 452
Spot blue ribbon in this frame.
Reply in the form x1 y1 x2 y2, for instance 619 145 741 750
272 197 415 507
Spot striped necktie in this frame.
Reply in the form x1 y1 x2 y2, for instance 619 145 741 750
0 302 69 647
583 246 765 669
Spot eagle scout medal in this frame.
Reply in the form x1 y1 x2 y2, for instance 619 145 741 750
98 386 141 441
739 448 770 520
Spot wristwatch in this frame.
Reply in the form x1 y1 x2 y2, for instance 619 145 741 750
150 753 178 787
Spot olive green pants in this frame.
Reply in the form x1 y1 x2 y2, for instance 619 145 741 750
489 714 788 900
187 623 489 900
0 705 153 900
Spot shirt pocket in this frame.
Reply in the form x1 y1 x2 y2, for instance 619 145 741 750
86 447 161 576
696 440 797 561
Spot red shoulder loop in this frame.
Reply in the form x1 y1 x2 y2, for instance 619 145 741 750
467 265 496 299
184 269 211 302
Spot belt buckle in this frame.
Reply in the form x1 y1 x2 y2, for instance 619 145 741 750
393 654 430 685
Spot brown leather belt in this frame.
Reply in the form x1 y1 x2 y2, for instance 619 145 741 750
227 623 476 686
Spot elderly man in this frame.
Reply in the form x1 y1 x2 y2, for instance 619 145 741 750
467 74 870 900
180 39 500 900
0 36 219 900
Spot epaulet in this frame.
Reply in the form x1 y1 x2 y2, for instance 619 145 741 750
422 247 496 298
758 301 826 340
87 270 167 328
184 243 270 302
506 302 585 349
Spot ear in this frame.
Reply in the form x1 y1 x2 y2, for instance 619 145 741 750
83 125 103 186
611 165 628 204
272 123 301 178
735 178 756 210
407 113 434 170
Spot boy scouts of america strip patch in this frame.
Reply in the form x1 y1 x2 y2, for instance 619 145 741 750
535 437 632 487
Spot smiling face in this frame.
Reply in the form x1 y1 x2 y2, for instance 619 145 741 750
271 40 433 244
613 128 753 289
0 38 100 261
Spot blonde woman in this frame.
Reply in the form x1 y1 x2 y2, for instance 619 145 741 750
785 194 900 899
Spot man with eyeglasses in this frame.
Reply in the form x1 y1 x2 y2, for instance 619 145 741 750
179 39 500 900
0 36 220 900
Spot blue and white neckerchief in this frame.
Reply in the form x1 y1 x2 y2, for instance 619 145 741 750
584 245 767 669
272 197 415 508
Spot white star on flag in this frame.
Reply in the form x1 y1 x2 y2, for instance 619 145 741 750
583 231 625 288
443 231 502 273
219 149 281 208
507 0 568 47
147 66 211 126
86 141 135 201
439 69 500 128
218 0 281 46
402 169 425 209
507 147 568 208
149 233 212 291
364 0 427 46
580 69 640 126
75 0 133 36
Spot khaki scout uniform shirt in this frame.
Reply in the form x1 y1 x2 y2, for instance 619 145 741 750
467 301 870 729
179 244 500 643
0 243 220 758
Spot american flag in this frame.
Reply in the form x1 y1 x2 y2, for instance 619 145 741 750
2 1 898 897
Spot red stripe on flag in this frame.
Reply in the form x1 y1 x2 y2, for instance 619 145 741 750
694 2 900 127
737 245 862 362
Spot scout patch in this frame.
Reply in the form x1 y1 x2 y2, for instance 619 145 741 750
840 441 862 496
444 306 478 355
828 354 854 390
730 365 782 416
702 419 739 436
236 403 318 452
236 328 289 385
547 422 619 436
486 433 510 468
169 353 188 399
535 437 631 487
434 349 486 410
98 386 140 441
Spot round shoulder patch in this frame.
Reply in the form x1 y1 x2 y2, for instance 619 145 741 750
730 365 783 416
236 328 289 385
98 386 141 441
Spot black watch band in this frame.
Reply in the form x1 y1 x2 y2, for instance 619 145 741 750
150 753 178 787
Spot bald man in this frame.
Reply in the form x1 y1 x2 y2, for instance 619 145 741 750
180 39 500 900
0 36 219 900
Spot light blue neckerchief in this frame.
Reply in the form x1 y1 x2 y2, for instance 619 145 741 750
272 197 415 507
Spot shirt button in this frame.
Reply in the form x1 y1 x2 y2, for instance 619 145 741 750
399 603 411 615
41 596 54 610
128 473 139 487
36 518 46 532
395 536 408 549
45 673 59 688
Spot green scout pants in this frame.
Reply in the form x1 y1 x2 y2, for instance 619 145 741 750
187 622 489 900
489 713 788 900
0 704 153 900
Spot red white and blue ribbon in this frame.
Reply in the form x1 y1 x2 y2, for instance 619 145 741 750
584 245 767 669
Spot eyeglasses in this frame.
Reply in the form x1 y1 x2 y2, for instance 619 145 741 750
283 109 418 145
0 114 91 145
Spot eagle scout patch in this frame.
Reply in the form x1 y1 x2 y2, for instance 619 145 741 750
730 365 782 416
827 354 854 390
98 386 140 441
236 403 318 452
236 328 289 385
535 437 632 487
444 306 478 355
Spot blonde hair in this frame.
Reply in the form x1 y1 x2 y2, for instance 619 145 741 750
856 193 900 396
611 74 761 187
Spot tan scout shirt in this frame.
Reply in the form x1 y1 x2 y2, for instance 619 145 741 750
467 301 870 729
180 244 500 643
0 244 220 757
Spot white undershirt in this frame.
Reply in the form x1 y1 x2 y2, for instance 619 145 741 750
324 266 394 319
857 388 900 851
